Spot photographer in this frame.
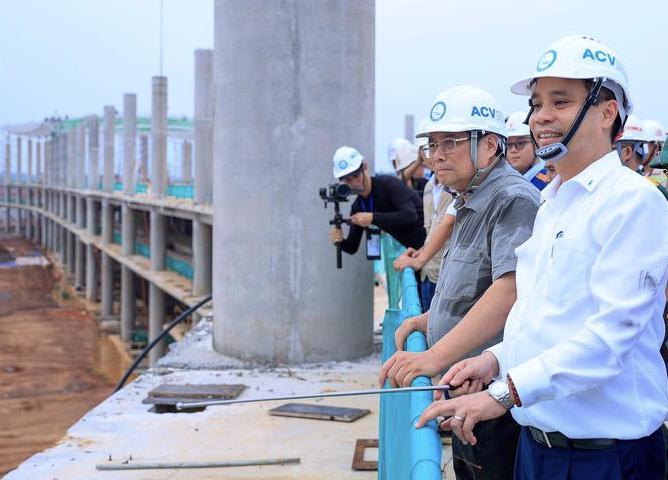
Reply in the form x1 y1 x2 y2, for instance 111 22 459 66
329 146 426 255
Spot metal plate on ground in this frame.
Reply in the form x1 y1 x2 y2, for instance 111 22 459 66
144 384 247 413
268 403 370 422
352 438 378 471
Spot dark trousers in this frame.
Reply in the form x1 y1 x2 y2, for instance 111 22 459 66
515 426 665 480
452 410 520 479
419 278 437 313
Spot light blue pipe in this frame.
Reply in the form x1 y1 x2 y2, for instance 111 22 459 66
378 265 442 479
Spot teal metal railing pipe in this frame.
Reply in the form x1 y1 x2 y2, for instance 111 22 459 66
378 238 441 479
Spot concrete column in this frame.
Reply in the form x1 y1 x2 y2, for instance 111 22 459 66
28 139 33 186
148 210 166 364
100 198 114 317
5 140 10 233
15 136 22 236
103 106 115 193
85 198 98 302
213 1 375 363
75 122 85 190
404 114 415 143
123 93 137 195
66 128 75 189
26 139 34 241
192 220 212 296
36 140 41 186
181 140 192 182
151 76 168 197
120 204 135 342
101 253 113 317
88 116 100 189
194 49 214 205
74 193 86 291
139 135 148 182
148 284 165 365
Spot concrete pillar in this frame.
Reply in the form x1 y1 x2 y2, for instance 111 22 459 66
139 135 148 183
66 128 75 189
404 114 415 143
212 1 375 363
101 253 113 317
151 76 168 197
123 93 137 195
194 49 214 205
28 139 33 185
15 136 22 236
192 220 212 296
148 284 165 365
26 139 34 241
75 123 85 190
181 141 192 182
103 106 115 194
148 210 166 364
120 204 135 342
88 116 100 189
36 140 41 186
4 140 10 233
100 199 114 317
85 198 98 302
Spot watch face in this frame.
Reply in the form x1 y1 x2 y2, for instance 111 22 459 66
489 381 505 396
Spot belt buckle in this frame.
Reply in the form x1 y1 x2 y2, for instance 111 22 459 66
541 430 553 448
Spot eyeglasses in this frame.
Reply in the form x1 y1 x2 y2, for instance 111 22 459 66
419 136 470 159
507 139 533 151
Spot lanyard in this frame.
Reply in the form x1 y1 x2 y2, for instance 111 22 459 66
359 194 374 213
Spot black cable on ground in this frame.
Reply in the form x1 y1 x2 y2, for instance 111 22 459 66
114 293 213 393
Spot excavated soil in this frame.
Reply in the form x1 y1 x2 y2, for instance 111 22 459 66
0 237 113 476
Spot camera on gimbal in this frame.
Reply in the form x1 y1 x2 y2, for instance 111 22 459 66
319 183 351 269
319 183 352 203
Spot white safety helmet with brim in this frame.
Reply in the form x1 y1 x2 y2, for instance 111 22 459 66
512 34 633 162
617 115 649 163
332 146 364 179
505 111 532 138
417 85 506 194
642 119 666 144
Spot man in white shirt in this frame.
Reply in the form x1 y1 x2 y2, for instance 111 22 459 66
416 35 668 480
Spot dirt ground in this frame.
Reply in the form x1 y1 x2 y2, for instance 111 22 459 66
0 237 113 476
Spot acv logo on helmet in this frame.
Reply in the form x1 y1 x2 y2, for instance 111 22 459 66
338 160 348 170
471 106 496 118
582 48 616 65
536 49 557 72
430 101 447 122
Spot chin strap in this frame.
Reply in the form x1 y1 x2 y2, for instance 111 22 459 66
445 131 504 205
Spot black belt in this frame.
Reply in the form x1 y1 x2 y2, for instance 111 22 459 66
527 426 617 450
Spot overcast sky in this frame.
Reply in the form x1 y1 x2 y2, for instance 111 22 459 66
1 0 666 173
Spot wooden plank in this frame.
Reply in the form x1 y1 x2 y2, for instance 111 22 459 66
268 403 370 423
352 439 378 471
147 383 246 400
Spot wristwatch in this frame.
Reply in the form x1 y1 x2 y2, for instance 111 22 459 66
487 380 515 409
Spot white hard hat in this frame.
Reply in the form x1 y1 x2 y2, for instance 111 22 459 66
505 111 531 138
417 85 506 138
415 119 429 147
395 142 418 172
619 114 645 142
511 34 632 122
387 137 412 167
332 146 364 179
642 119 666 143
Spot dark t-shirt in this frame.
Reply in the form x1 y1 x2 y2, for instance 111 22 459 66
340 175 426 254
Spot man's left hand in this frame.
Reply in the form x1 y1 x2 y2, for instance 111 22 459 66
415 390 508 446
378 350 442 388
350 212 373 228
